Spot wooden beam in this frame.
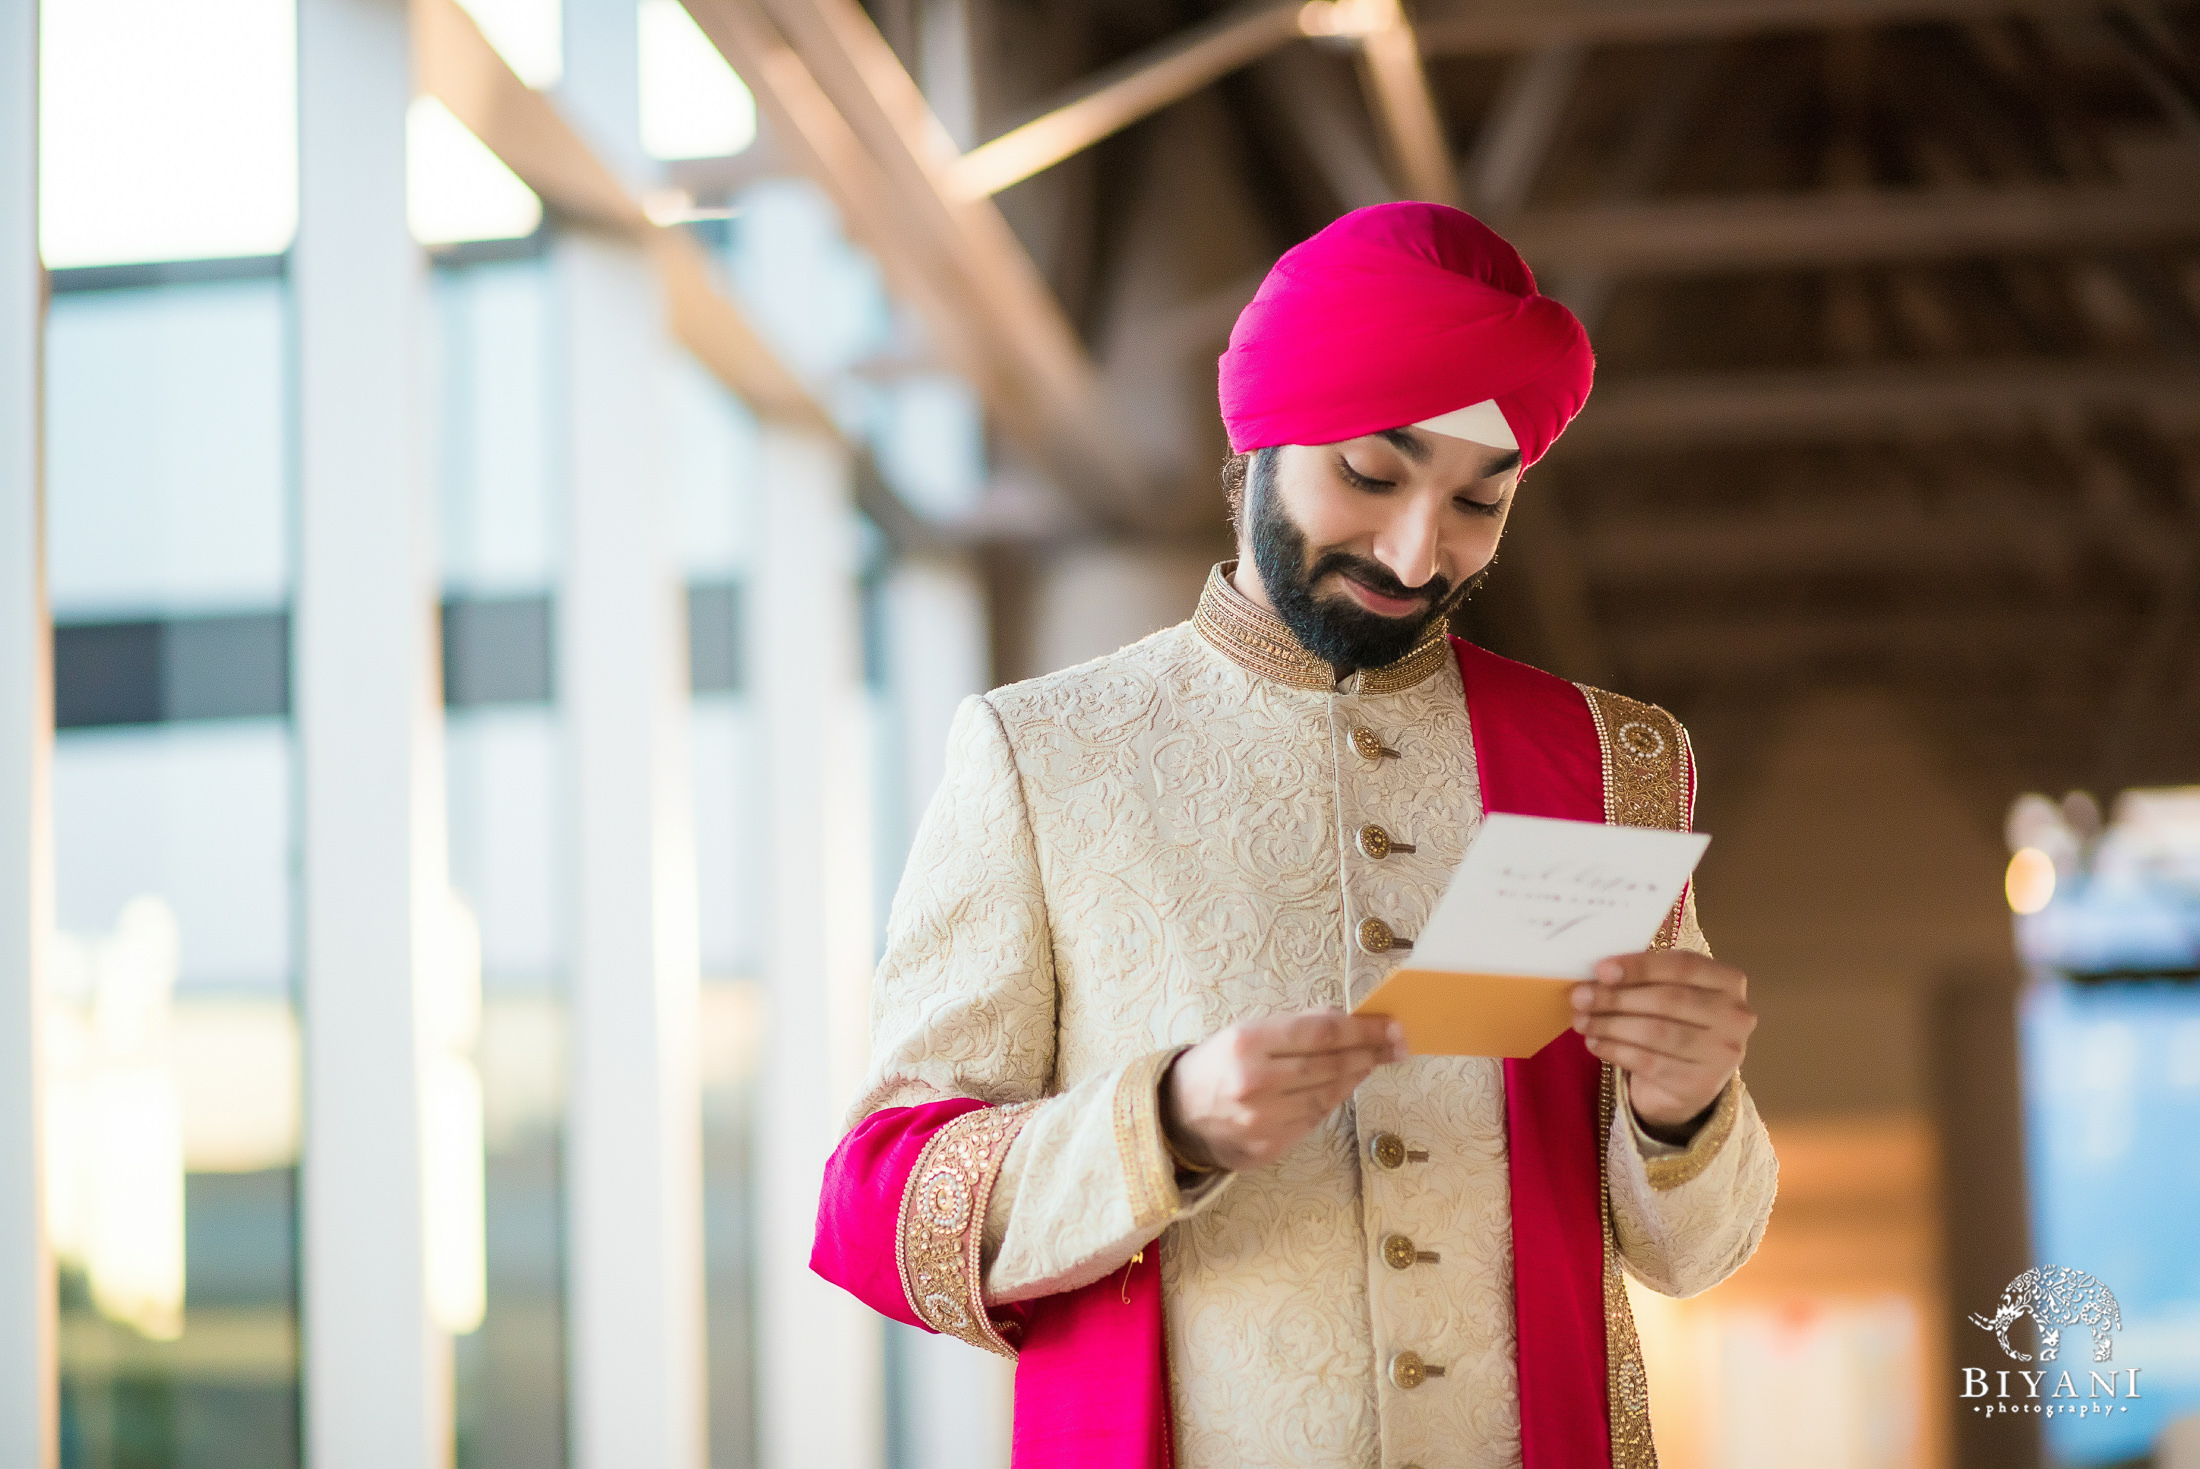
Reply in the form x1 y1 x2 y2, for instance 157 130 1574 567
1558 360 2200 451
685 0 1150 523
1615 607 2124 679
1505 183 2200 276
1545 41 1721 330
1418 0 2101 55
414 0 642 232
415 0 948 548
1256 39 1395 212
1424 33 1611 679
1462 44 1583 216
418 0 797 412
1353 0 1460 204
1502 493 1615 684
948 0 1308 198
1577 500 2188 582
646 230 832 433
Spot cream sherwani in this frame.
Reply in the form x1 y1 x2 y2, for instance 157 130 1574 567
852 567 1778 1469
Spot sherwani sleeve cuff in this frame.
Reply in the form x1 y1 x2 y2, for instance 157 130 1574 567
980 1047 1236 1305
1622 1073 1743 1177
1607 1069 1778 1299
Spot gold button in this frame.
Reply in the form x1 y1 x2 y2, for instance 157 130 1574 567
1369 1132 1407 1170
1389 1350 1444 1390
1381 1233 1439 1269
1351 726 1399 761
1356 823 1416 860
1357 917 1409 954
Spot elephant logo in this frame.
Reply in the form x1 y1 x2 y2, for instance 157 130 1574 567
1968 1265 2122 1364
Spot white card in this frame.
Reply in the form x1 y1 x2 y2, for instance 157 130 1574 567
1414 813 1710 979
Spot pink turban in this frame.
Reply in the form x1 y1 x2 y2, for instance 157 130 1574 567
1217 203 1593 467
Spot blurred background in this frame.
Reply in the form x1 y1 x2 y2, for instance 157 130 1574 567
2 0 2199 1466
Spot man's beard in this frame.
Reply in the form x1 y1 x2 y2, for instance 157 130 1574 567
1246 448 1481 674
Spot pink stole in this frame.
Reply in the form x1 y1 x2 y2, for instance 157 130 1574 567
813 637 1621 1468
1452 637 1615 1468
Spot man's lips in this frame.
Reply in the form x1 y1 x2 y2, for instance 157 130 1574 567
1336 573 1432 619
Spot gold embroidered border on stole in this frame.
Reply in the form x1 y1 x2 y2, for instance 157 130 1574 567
896 1102 1039 1358
1577 686 1694 945
1577 681 1694 1469
1597 1065 1658 1469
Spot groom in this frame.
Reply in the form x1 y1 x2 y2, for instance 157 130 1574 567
815 202 1776 1469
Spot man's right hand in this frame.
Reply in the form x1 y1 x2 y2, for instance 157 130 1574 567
1162 1009 1408 1172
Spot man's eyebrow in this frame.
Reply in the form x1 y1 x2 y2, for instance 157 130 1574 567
1376 428 1434 463
1481 449 1523 479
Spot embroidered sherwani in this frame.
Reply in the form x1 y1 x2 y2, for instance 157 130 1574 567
850 567 1778 1468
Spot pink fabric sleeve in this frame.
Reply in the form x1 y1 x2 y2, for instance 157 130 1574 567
811 1097 992 1331
813 1098 1175 1469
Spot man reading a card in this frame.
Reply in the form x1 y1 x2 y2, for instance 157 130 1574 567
814 203 1776 1469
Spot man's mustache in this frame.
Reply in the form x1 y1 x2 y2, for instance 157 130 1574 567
1306 551 1451 615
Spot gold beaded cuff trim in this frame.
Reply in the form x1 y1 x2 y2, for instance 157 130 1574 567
1598 1062 1659 1469
1114 1047 1193 1230
1192 563 1452 696
896 1101 1039 1358
1641 1076 1742 1194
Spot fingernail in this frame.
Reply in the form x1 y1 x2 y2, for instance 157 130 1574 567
1571 984 1592 1010
1595 960 1621 982
1571 1017 1585 1033
1387 1021 1405 1045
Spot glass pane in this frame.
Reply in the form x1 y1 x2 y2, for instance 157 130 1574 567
638 0 755 161
436 261 556 598
409 99 544 249
2022 980 2200 1465
40 0 298 268
47 280 290 619
2014 790 2200 1465
455 0 562 89
46 271 299 1467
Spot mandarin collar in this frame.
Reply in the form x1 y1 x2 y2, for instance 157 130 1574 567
1190 561 1451 695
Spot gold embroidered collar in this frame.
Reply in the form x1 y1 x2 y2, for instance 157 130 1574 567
1192 562 1452 695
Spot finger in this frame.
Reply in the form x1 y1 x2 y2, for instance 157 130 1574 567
1262 1007 1349 1055
1577 1013 1719 1063
1581 1034 1718 1084
1271 1049 1383 1099
1270 1010 1402 1058
1594 951 1746 997
1572 982 1726 1028
1297 1082 1355 1124
1250 1047 1376 1092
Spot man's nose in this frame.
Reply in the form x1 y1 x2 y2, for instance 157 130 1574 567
1372 501 1443 590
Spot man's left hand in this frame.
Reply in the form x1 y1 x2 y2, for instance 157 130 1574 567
1570 950 1755 1141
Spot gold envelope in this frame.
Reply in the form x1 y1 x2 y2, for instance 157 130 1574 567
1352 966 1581 1059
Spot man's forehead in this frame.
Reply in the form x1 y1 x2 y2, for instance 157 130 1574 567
1363 427 1522 476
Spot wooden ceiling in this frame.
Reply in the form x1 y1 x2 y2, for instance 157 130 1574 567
712 0 2200 825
